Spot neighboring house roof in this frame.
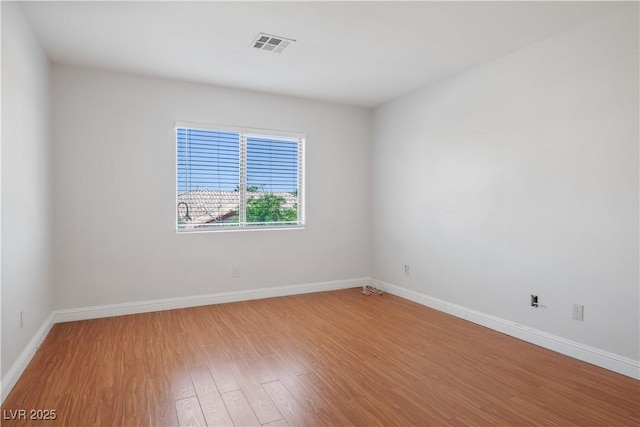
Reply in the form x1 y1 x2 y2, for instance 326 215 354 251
177 190 297 225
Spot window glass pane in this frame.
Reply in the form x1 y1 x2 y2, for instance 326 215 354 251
246 136 299 226
177 128 240 228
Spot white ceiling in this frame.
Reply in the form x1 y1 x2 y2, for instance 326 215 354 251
20 1 629 107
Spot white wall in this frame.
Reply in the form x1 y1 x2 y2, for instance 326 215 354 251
1 2 53 378
52 65 371 310
372 6 639 361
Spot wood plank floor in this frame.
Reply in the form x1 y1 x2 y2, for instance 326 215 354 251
2 289 638 426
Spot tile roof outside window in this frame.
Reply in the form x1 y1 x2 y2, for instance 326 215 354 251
177 190 297 228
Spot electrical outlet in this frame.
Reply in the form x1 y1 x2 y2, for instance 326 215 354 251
20 310 24 328
404 265 410 276
573 304 584 321
232 267 240 278
530 295 539 307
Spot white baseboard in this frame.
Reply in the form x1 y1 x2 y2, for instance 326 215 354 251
374 279 639 380
1 312 55 403
53 277 368 323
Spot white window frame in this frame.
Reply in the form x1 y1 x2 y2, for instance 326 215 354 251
176 121 306 233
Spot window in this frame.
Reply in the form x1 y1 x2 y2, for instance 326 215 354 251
176 124 305 231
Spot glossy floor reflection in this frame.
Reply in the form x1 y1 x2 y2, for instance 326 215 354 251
2 289 638 426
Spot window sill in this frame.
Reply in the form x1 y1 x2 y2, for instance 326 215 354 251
176 225 305 234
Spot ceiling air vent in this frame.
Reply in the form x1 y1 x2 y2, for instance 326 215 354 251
251 33 295 53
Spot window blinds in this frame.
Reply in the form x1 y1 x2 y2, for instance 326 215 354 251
177 126 304 231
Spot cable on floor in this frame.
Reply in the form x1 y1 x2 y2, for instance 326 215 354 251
362 283 384 296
